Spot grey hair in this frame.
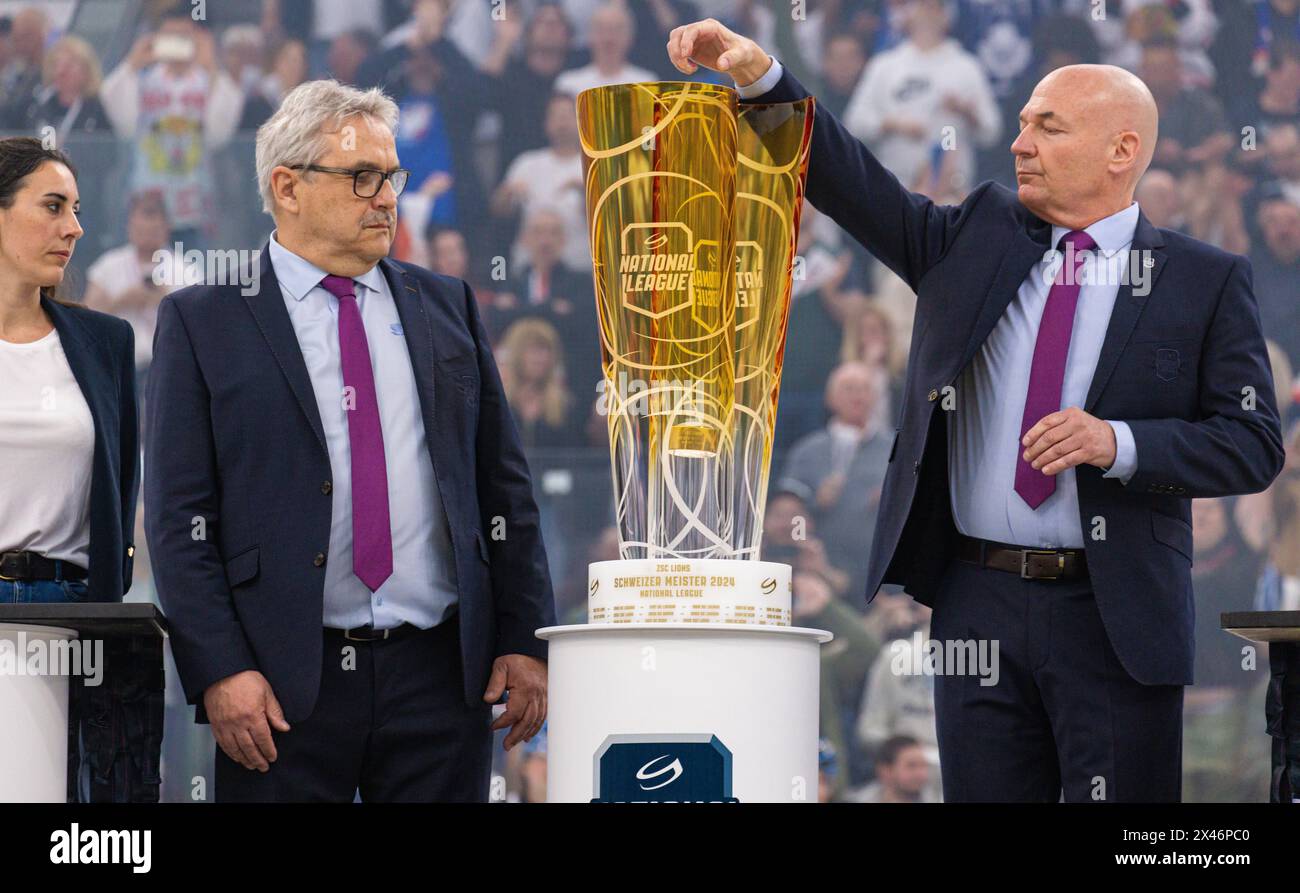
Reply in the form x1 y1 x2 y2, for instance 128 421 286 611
254 79 400 216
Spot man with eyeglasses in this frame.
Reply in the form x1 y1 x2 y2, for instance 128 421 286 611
144 79 556 802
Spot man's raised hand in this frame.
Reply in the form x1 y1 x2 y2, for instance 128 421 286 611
666 19 772 88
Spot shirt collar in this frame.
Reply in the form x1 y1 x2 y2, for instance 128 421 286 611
267 231 387 302
1050 201 1141 258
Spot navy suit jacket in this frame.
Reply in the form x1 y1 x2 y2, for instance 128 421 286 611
743 68 1287 686
143 248 556 722
42 297 138 601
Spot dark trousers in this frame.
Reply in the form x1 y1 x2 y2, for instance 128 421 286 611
215 615 492 802
930 556 1184 802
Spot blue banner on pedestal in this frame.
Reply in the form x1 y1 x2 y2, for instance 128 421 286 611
592 734 738 802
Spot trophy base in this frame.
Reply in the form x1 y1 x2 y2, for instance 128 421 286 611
587 558 792 626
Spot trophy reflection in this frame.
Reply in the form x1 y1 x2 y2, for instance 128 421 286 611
577 80 813 626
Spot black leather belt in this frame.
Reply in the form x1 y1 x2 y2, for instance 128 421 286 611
324 622 421 642
0 550 88 582
956 534 1088 580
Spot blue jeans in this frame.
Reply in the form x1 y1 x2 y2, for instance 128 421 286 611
0 577 90 603
0 572 91 800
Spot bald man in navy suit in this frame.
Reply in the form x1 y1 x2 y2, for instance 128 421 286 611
669 18 1285 802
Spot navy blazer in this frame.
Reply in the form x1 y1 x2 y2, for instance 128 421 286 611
743 68 1287 686
143 248 556 722
40 297 138 601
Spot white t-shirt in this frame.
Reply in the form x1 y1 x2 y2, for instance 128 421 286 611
0 328 95 568
842 38 1001 195
502 147 590 271
553 62 658 97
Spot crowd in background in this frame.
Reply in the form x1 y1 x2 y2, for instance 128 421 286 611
3 0 1298 803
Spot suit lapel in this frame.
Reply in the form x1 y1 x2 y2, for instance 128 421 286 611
379 258 439 440
1083 212 1166 413
953 215 1053 377
43 295 113 434
242 245 328 454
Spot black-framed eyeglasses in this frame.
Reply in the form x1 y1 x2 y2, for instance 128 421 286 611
289 164 411 198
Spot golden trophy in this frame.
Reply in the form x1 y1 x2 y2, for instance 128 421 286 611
576 81 814 625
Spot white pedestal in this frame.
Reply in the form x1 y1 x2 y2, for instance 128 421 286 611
538 622 831 803
0 623 77 802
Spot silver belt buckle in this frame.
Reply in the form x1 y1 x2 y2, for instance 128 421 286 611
1021 549 1065 580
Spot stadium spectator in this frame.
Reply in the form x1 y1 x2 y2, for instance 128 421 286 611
843 0 1001 196
1264 122 1300 205
840 300 906 428
361 0 490 246
1134 167 1187 229
854 598 940 789
1140 35 1233 171
846 734 939 802
780 362 893 597
488 2 580 168
1246 421 1300 611
497 316 582 449
761 487 854 599
488 205 600 389
818 738 839 803
817 32 870 120
953 0 1058 100
100 15 243 246
491 92 588 274
0 6 49 129
622 0 703 79
220 24 273 130
781 204 872 446
1102 2 1219 84
260 38 309 106
1179 154 1252 253
1249 0 1300 79
793 570 882 794
1236 36 1300 137
15 36 112 141
553 3 655 95
423 224 506 315
327 27 380 86
1250 192 1300 366
1183 497 1271 802
84 189 200 375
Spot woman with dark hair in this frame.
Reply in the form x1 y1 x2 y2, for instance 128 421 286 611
0 136 138 604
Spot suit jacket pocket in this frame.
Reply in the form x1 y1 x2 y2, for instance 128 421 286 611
1150 511 1192 562
224 546 260 588
439 353 480 406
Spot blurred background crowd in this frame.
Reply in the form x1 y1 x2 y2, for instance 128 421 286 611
3 0 1298 803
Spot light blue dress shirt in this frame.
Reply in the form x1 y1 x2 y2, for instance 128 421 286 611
267 233 459 629
946 204 1139 549
740 56 1138 549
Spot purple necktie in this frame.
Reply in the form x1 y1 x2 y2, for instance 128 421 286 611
1014 229 1096 510
320 275 393 591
